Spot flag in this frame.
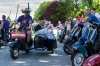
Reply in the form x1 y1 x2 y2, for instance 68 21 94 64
11 32 26 39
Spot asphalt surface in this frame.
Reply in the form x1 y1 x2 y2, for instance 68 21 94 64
0 42 72 66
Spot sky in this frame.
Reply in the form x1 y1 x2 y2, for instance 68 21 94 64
0 0 54 20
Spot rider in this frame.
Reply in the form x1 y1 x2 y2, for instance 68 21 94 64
15 8 33 49
35 16 45 32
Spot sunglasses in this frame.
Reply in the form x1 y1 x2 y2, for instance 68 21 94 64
24 11 29 13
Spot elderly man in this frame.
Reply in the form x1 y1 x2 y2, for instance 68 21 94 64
35 16 45 32
15 8 33 49
36 24 57 51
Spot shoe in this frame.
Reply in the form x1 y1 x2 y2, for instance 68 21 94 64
51 49 55 54
30 46 34 50
25 44 30 50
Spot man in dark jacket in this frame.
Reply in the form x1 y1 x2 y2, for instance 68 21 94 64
35 16 45 32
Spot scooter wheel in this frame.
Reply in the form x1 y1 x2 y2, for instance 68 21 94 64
10 48 19 59
71 51 86 66
63 43 72 55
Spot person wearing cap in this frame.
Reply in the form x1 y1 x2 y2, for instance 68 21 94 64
15 8 33 49
91 8 100 20
35 16 45 32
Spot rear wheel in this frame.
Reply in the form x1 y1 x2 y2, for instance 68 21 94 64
10 47 19 59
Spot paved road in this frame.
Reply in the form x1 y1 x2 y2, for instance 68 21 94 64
0 42 72 66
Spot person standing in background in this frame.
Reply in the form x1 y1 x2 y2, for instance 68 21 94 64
66 21 71 36
56 21 62 30
56 21 62 38
2 15 10 33
76 13 84 22
91 8 100 20
68 17 75 29
1 15 10 41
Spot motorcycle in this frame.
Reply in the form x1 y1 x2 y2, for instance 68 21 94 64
8 24 33 59
63 22 84 55
83 54 100 66
71 21 100 66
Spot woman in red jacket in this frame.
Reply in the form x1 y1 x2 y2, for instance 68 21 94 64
77 13 84 22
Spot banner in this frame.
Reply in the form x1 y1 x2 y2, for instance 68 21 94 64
11 32 26 39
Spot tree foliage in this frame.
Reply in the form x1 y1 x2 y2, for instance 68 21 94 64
34 1 51 22
43 0 75 26
43 1 58 25
34 0 100 26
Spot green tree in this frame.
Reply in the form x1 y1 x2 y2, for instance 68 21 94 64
34 1 51 22
82 0 93 9
43 0 74 26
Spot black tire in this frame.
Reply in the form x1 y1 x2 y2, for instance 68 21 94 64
0 45 1 48
10 48 19 59
71 51 86 66
63 43 72 55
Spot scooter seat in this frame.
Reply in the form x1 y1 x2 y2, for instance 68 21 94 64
72 41 84 48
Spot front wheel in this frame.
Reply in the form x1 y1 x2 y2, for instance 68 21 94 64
10 47 19 59
63 43 72 55
71 51 86 66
